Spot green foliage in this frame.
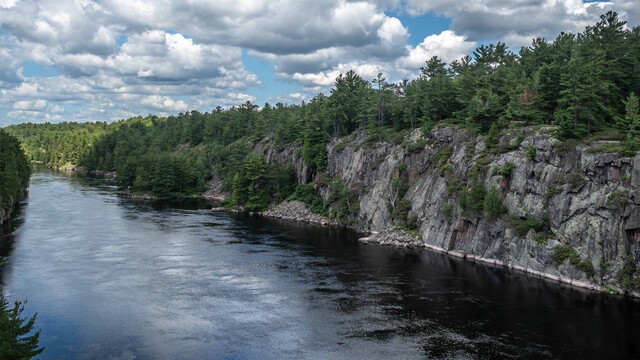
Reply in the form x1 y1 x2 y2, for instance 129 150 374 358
434 146 453 175
616 92 640 131
484 122 501 149
457 176 508 219
0 291 44 359
470 154 492 178
545 184 562 200
621 256 640 291
242 153 270 211
509 213 551 241
555 138 580 154
618 92 640 155
302 115 329 173
552 244 595 277
5 121 108 168
287 184 327 216
227 153 272 211
458 177 486 216
483 185 507 219
442 203 454 219
498 162 515 177
326 179 359 223
403 138 428 154
564 173 586 190
0 130 31 208
330 70 373 136
621 133 640 156
525 145 537 160
606 189 630 209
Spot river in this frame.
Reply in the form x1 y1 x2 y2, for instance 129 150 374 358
1 171 639 359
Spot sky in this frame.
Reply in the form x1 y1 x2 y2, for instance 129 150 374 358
0 0 638 126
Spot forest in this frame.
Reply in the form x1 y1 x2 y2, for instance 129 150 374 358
0 130 30 212
0 130 42 359
4 11 640 213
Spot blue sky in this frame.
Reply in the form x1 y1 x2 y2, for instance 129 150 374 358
0 0 638 126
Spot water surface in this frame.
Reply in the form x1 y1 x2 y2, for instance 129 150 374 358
2 172 639 359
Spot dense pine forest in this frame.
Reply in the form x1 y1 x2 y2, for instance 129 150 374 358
4 12 640 211
0 131 42 359
0 130 30 214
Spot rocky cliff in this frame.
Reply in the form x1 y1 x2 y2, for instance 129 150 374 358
323 126 640 296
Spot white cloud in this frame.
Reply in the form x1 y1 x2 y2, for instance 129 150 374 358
402 0 625 47
0 0 638 125
141 95 189 112
13 99 48 110
378 16 408 44
400 30 476 69
0 0 18 8
0 48 23 86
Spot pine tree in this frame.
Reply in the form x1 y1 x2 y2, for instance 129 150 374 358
301 114 328 174
229 172 247 207
243 153 269 211
620 92 640 155
0 291 44 359
554 35 608 138
616 92 640 130
329 70 372 135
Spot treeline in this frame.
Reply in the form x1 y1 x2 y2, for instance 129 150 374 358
4 12 640 211
4 122 109 168
0 129 30 212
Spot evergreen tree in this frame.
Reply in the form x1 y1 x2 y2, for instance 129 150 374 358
554 34 608 138
0 291 44 359
243 153 269 211
229 172 247 207
302 114 328 174
620 92 640 155
329 70 372 135
420 56 457 125
616 92 640 130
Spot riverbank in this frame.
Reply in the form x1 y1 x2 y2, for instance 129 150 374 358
260 200 336 226
256 199 633 296
359 228 637 296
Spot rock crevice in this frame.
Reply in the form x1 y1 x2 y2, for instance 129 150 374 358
321 126 640 296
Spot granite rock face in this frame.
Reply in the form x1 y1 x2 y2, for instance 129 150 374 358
325 127 640 295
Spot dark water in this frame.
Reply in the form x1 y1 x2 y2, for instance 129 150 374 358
2 172 640 359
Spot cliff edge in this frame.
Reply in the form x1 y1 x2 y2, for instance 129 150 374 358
322 126 640 296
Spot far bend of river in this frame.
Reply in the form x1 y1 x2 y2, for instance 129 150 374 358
2 172 640 360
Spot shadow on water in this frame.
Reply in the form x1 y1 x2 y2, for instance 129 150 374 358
229 214 640 359
0 198 27 284
5 171 640 359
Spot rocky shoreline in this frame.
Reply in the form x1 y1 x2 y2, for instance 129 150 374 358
260 201 336 226
255 199 638 297
358 228 639 297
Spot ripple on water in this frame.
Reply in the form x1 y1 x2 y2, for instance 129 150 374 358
3 172 640 360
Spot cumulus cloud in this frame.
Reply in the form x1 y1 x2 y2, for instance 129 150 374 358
0 0 638 125
141 95 189 112
401 0 627 47
400 30 476 70
101 0 393 55
0 49 23 86
6 99 65 123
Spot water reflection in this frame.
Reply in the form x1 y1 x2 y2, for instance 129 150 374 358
1 172 640 359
